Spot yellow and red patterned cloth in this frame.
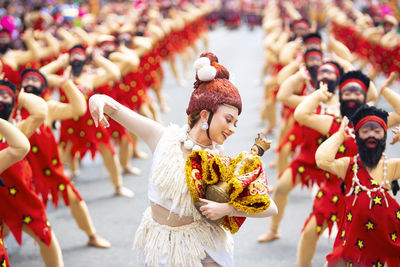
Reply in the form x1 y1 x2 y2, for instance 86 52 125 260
185 150 270 234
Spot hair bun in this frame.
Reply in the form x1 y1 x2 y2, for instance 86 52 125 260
199 52 219 64
187 52 242 116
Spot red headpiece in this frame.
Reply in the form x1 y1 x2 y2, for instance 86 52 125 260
339 79 368 92
355 115 387 131
0 85 15 97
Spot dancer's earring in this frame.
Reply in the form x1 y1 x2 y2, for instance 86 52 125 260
201 121 209 130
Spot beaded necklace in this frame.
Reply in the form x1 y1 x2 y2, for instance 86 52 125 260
346 154 389 209
178 124 223 154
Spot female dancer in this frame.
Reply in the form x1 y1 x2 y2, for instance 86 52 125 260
89 52 277 266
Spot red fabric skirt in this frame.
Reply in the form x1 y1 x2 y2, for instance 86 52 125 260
59 90 115 161
0 144 51 246
26 122 83 208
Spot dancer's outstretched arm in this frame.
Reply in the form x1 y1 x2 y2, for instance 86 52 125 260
89 94 164 153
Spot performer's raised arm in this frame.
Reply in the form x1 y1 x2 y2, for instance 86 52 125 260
47 67 87 122
89 94 164 153
16 90 48 138
294 84 333 135
0 118 30 173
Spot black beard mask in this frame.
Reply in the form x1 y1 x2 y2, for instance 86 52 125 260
103 50 113 59
70 59 86 77
306 66 319 84
121 39 132 46
356 134 386 169
135 31 144 37
317 79 337 93
340 99 364 118
0 101 14 120
23 85 43 96
0 43 10 54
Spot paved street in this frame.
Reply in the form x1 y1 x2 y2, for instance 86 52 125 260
7 24 399 267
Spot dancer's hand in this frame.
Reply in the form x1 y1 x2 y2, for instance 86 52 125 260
316 82 333 102
298 65 311 81
199 198 233 220
338 116 351 139
57 53 70 67
88 94 118 128
390 127 400 145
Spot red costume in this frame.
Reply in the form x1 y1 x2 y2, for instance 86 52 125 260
59 87 115 160
0 142 52 247
302 119 358 235
327 157 400 266
21 108 83 208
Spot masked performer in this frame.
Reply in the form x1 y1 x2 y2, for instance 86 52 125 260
20 68 110 248
89 52 277 266
316 106 400 266
258 70 381 243
40 46 133 197
0 80 64 266
293 72 400 266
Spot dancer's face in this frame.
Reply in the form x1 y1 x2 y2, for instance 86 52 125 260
209 104 238 145
0 90 14 120
317 64 338 93
356 121 386 169
21 76 43 96
358 121 385 141
339 82 366 118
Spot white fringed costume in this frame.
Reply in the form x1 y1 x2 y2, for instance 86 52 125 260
133 125 233 267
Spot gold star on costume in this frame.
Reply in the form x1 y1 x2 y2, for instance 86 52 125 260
365 220 375 230
376 260 383 267
395 209 400 221
317 190 324 198
316 225 322 233
330 213 337 222
331 195 338 204
298 166 305 174
345 262 353 267
347 212 353 221
342 239 347 247
341 230 346 238
2 259 6 267
9 187 17 196
338 145 346 153
373 195 382 206
23 216 32 224
0 238 2 246
289 134 295 141
391 232 397 242
369 179 378 186
356 239 364 249
58 184 65 191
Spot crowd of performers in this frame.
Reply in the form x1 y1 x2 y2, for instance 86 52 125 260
205 0 265 30
0 0 218 266
258 0 400 266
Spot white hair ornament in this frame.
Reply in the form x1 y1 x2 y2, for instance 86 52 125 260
193 57 217 82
